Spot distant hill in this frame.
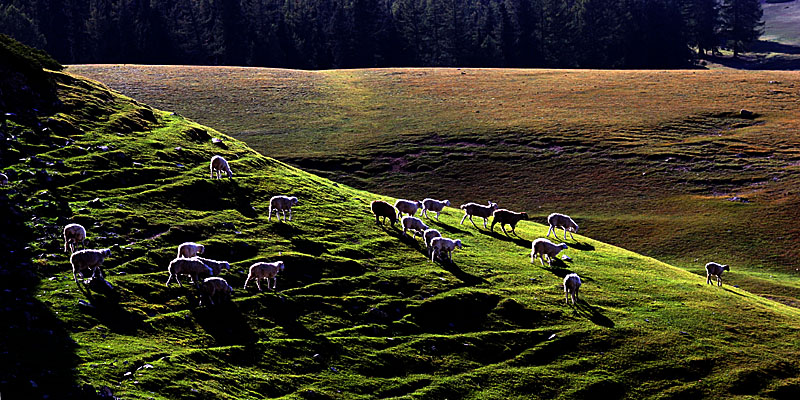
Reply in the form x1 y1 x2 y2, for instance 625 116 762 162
3 39 800 399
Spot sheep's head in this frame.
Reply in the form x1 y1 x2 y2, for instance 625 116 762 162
291 197 299 205
723 265 730 271
455 239 462 249
223 262 231 270
559 243 568 250
520 212 529 220
444 200 451 206
277 261 285 271
101 248 112 257
569 224 579 233
488 201 498 209
226 169 233 178
198 245 205 254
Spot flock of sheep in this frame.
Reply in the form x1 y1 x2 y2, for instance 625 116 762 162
62 155 732 308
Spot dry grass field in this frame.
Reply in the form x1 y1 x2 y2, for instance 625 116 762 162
68 65 800 306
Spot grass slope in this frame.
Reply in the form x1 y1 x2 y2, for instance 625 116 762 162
66 66 800 307
2 68 800 400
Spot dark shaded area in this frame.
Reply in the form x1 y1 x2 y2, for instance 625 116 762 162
191 301 257 345
409 290 499 333
750 40 800 55
0 34 62 116
479 229 530 249
572 299 615 328
78 287 145 334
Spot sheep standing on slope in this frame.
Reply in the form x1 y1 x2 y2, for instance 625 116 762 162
199 277 233 306
244 261 285 291
210 155 233 179
165 257 212 287
491 209 529 235
177 242 205 258
63 223 87 253
71 249 111 285
423 228 442 257
371 200 397 226
460 201 498 229
269 195 299 222
547 213 579 240
564 273 582 305
194 256 231 275
401 216 429 239
430 237 462 262
531 238 568 267
705 262 730 286
421 198 450 221
395 199 423 220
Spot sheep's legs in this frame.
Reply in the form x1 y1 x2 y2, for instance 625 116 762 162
288 209 292 221
706 275 712 285
243 276 252 290
435 211 440 221
271 277 277 290
460 213 467 225
501 225 509 235
482 217 488 229
547 226 554 237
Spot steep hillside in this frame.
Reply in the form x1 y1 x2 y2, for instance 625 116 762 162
1 54 799 399
67 65 800 307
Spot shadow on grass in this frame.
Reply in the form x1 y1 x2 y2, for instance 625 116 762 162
479 229 530 249
191 300 257 345
722 286 747 297
568 241 595 251
429 220 474 236
573 299 615 328
436 258 487 286
750 40 800 55
79 284 144 335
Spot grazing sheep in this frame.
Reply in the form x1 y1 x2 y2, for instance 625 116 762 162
71 248 111 285
421 198 450 220
210 155 233 179
547 213 579 240
371 200 397 225
430 237 462 262
244 261 285 291
269 195 299 222
460 201 498 229
395 199 423 219
423 228 442 257
531 238 568 267
0 172 7 185
63 223 87 253
194 256 230 276
401 216 429 239
564 273 582 305
705 262 730 286
165 257 213 287
177 242 205 258
198 277 233 306
491 209 529 235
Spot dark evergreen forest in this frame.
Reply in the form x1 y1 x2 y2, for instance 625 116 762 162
0 0 763 68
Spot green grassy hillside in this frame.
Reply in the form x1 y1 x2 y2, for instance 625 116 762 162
1 61 800 399
67 66 800 307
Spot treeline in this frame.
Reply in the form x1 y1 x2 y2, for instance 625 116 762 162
0 0 762 69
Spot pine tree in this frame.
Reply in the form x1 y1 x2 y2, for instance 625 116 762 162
719 0 763 58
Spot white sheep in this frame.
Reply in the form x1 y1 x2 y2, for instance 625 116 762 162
460 201 498 229
423 228 442 257
63 223 87 253
210 155 233 179
491 209 529 235
401 216 429 239
70 248 111 285
531 238 568 267
705 262 730 286
395 199 423 219
194 256 230 276
269 195 299 222
165 257 213 287
421 198 450 220
564 273 582 305
198 277 233 306
244 261 285 291
547 213 579 240
177 242 205 258
0 172 8 185
430 237 462 262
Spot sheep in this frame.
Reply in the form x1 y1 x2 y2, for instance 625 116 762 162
71 248 111 285
165 257 213 287
177 242 205 258
244 261 285 291
531 238 568 267
491 209 529 235
395 199 423 219
705 262 730 286
547 213 579 240
0 172 7 185
269 195 299 222
421 198 450 221
210 155 233 179
423 228 442 257
193 256 230 276
401 216 429 239
460 201 498 229
564 273 582 305
430 237 462 262
63 223 87 253
371 200 397 225
198 277 233 306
